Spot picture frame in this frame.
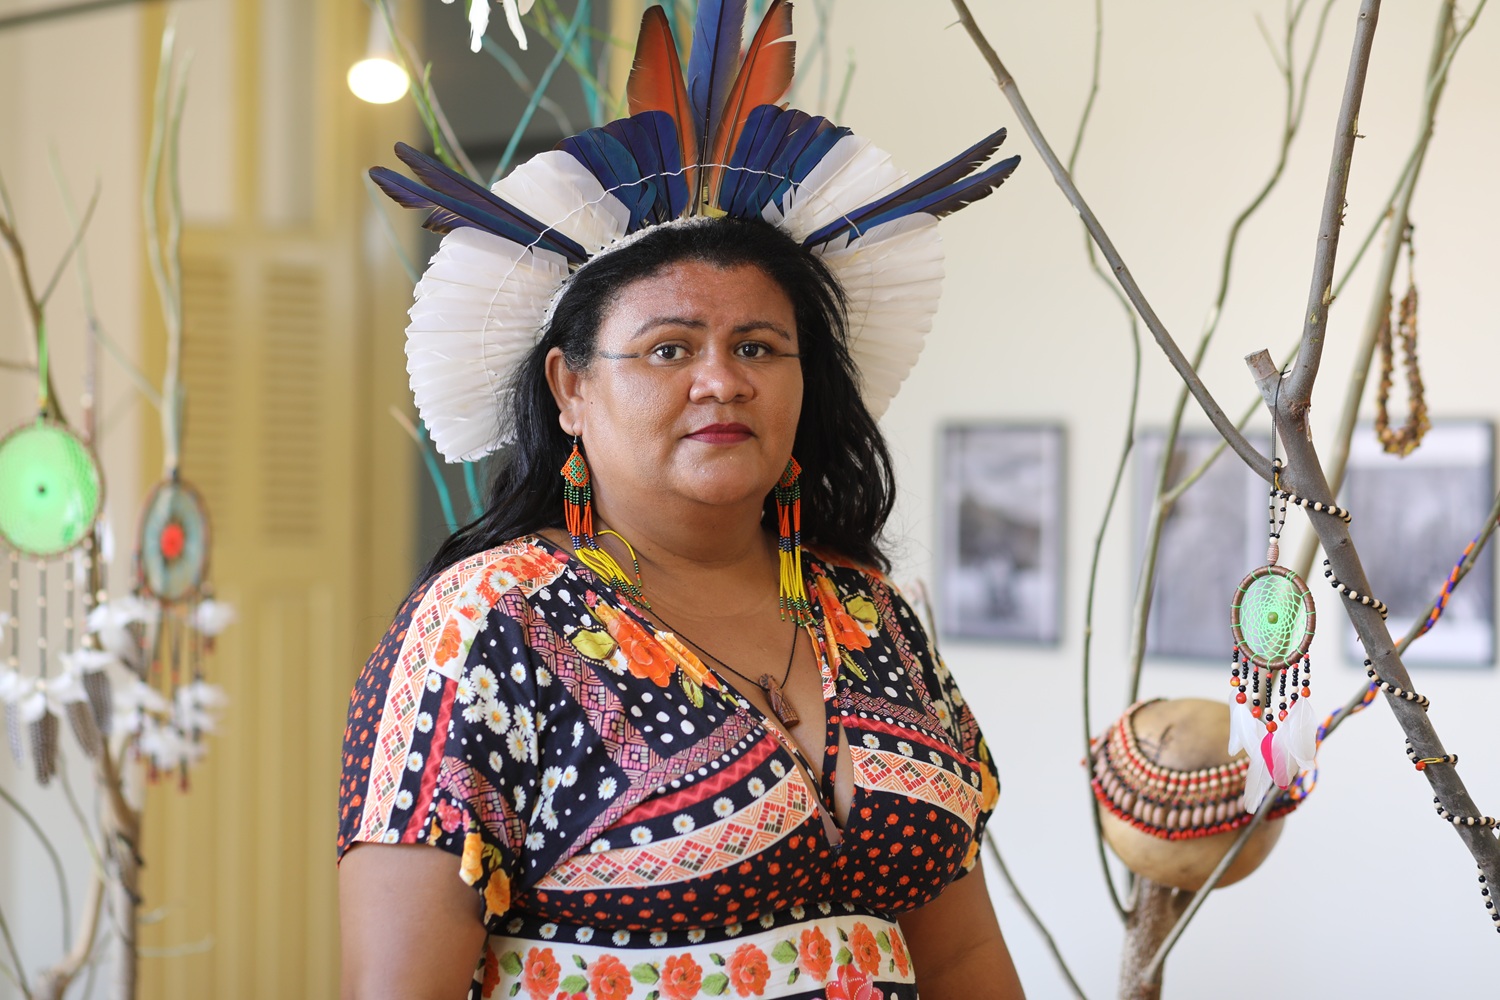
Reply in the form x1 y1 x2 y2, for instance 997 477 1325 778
938 423 1065 643
1133 429 1270 660
1341 420 1495 667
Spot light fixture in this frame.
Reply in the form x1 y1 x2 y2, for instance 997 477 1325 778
348 5 410 105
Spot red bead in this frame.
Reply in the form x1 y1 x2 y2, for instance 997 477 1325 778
1301 687 1311 697
1235 693 1247 704
1265 721 1278 733
1416 761 1427 771
1278 711 1288 721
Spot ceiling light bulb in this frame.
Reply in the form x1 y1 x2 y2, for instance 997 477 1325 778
348 57 410 104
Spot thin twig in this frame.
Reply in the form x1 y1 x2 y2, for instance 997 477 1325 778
0 782 72 946
1292 0 1486 579
1141 789 1278 979
51 153 163 410
0 901 30 999
946 0 1272 482
35 182 101 308
1282 0 1382 402
983 835 1089 1000
378 0 481 180
491 0 589 185
363 175 421 285
1126 0 1332 705
1063 0 1133 924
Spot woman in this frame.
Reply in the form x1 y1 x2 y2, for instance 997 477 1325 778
340 5 1024 998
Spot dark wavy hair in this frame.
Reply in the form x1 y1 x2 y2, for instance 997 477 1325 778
420 215 897 582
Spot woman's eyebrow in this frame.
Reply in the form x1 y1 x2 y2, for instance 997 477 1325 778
626 316 793 342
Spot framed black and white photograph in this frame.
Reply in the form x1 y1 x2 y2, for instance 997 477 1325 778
1342 421 1495 667
938 424 1064 643
1134 430 1269 660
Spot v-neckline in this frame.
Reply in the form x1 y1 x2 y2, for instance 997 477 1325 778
528 532 851 844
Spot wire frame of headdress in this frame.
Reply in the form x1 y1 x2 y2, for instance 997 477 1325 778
1231 563 1316 669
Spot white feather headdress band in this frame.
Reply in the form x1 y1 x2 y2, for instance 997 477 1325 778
375 1 1018 463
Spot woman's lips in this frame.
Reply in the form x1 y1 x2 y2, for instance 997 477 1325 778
687 423 753 444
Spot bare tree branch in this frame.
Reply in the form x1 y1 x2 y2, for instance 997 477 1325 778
946 0 1272 482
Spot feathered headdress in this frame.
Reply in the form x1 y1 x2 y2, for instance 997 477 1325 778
374 0 1020 462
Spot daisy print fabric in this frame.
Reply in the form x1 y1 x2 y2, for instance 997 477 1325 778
338 537 1000 999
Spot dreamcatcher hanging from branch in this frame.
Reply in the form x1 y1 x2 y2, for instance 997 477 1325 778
0 181 111 785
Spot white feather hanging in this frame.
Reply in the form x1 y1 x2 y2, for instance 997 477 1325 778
1227 699 1261 759
820 215 945 419
772 135 906 242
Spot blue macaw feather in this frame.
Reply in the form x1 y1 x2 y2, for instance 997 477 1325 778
558 128 655 231
390 143 588 259
804 153 1022 248
719 104 792 216
601 118 665 225
739 111 829 216
761 120 850 211
602 112 689 224
686 0 748 167
799 128 1010 246
369 166 588 261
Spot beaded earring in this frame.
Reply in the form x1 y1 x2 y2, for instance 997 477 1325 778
774 458 813 628
560 437 650 608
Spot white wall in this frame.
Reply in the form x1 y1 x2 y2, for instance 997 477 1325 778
830 1 1500 997
0 2 143 996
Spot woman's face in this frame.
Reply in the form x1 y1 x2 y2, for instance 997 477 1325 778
547 259 804 519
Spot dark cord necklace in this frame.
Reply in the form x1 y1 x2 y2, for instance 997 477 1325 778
650 610 803 729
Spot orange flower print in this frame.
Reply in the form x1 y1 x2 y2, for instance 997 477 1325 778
727 943 771 997
483 870 511 920
459 831 484 886
480 948 501 997
798 926 832 981
826 963 884 1000
848 922 881 977
435 617 465 666
595 603 675 687
655 632 721 689
521 947 561 1000
814 574 872 653
659 953 704 1000
587 954 632 1000
889 929 910 978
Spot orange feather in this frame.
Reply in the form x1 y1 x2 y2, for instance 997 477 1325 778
703 0 795 206
626 7 697 172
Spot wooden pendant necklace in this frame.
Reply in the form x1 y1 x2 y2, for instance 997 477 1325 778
649 610 803 729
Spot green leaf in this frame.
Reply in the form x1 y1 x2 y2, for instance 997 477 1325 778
498 952 523 976
702 972 730 995
835 947 853 966
559 975 588 994
508 984 521 998
787 967 801 984
482 842 506 867
645 993 659 1000
842 658 868 681
709 953 726 966
771 940 798 964
876 931 891 953
570 628 617 661
837 928 849 942
632 963 660 985
573 955 587 970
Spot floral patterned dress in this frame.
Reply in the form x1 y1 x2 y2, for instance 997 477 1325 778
338 536 1000 1000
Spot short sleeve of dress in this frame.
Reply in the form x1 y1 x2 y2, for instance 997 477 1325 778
888 583 1002 879
337 558 547 929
